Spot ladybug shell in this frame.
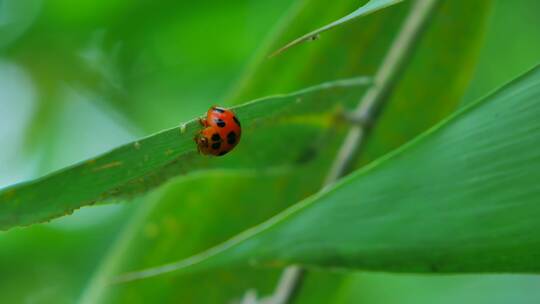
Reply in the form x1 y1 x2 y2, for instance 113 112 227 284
196 106 241 156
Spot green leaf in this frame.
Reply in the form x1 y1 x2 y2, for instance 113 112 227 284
270 0 404 57
91 0 491 298
0 208 127 303
354 0 492 166
78 95 355 302
80 170 307 303
76 0 491 301
119 64 540 281
229 0 407 102
463 0 540 104
325 273 540 304
231 0 490 169
0 77 369 230
293 0 493 301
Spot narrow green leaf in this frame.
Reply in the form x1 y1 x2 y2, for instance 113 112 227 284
270 0 404 57
230 0 407 102
119 64 540 281
0 77 369 230
295 0 493 301
80 170 302 303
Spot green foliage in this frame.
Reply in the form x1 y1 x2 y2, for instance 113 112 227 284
80 171 310 303
125 64 540 278
270 0 404 56
1 0 539 303
0 78 369 230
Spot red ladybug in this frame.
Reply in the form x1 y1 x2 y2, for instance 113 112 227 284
195 106 241 156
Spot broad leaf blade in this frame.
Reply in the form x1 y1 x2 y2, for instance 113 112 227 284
270 0 404 56
296 0 493 301
121 65 540 280
0 77 369 230
81 170 307 303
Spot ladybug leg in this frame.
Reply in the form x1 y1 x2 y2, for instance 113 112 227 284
194 134 199 153
198 117 209 127
194 133 209 155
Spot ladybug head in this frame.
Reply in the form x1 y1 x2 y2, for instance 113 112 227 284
197 135 208 147
194 132 210 154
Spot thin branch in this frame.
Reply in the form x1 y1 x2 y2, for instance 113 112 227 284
268 0 441 303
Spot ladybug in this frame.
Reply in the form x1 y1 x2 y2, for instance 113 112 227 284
195 106 241 156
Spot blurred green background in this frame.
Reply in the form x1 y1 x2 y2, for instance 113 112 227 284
1 0 539 303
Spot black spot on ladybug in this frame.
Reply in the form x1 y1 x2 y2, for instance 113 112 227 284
212 142 221 150
227 131 236 144
233 116 241 127
211 133 221 142
218 151 227 156
213 107 225 113
214 118 226 128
